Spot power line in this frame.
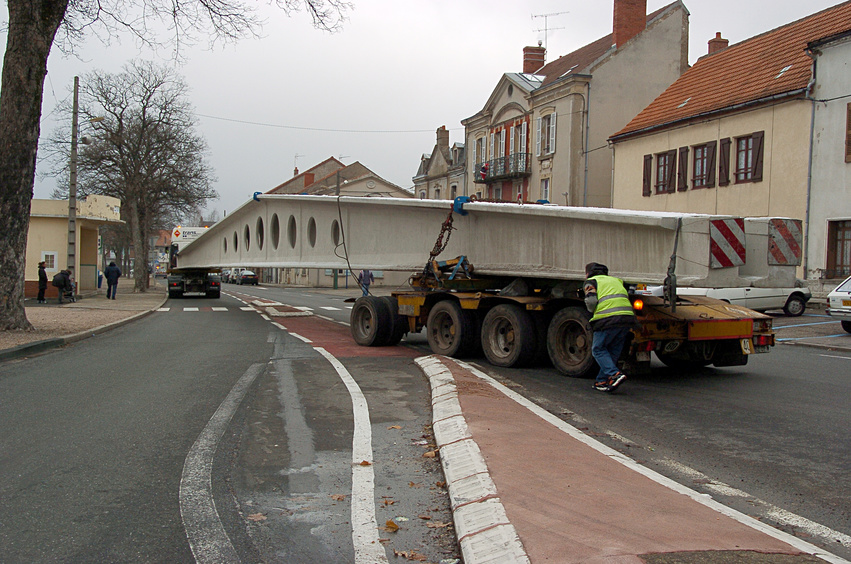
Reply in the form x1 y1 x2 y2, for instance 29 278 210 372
195 113 464 134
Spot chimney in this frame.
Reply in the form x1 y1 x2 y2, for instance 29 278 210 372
293 166 299 176
523 43 546 74
436 126 449 150
708 32 729 55
613 0 647 48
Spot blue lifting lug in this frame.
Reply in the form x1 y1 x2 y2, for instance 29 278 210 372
253 192 262 201
453 196 471 216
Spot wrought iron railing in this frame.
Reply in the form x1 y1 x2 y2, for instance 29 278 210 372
474 153 531 183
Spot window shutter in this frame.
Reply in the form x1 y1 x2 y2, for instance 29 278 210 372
521 121 527 153
549 112 557 153
719 137 731 186
706 141 717 187
536 118 542 156
846 103 851 163
677 147 689 191
490 132 494 161
642 154 652 197
510 126 516 155
666 149 677 193
752 131 765 182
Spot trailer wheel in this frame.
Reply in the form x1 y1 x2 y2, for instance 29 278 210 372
351 296 393 346
427 300 479 357
381 296 407 346
841 320 851 333
481 304 536 368
546 307 597 378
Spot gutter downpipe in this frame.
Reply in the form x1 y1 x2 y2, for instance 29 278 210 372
583 81 591 207
804 47 818 281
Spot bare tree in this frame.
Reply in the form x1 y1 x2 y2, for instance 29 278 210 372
0 0 351 331
48 61 218 292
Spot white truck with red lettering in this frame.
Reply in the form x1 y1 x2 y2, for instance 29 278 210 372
167 226 221 299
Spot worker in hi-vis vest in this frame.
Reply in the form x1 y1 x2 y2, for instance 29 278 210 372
583 262 637 393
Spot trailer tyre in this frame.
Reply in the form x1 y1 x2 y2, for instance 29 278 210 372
481 304 536 368
842 320 851 333
351 296 394 346
381 296 407 346
427 300 479 357
546 307 597 378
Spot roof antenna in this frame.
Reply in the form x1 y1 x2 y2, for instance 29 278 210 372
532 11 567 57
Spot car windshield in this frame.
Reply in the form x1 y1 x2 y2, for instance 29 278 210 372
242 271 255 276
836 276 851 292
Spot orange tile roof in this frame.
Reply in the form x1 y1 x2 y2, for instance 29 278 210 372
614 0 851 138
538 3 676 87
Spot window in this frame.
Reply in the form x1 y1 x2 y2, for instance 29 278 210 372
434 188 440 200
476 137 486 167
692 142 717 188
536 113 556 156
42 252 57 271
450 185 457 199
827 220 851 279
654 150 676 194
734 131 764 183
419 190 426 199
541 178 550 202
493 186 502 200
515 183 523 202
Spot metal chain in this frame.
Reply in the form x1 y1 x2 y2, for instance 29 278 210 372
428 209 455 261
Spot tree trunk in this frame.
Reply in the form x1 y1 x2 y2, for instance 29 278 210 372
0 0 68 330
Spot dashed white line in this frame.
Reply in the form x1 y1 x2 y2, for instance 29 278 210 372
183 307 199 312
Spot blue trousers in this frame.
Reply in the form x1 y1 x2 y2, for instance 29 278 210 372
106 282 117 299
591 325 631 382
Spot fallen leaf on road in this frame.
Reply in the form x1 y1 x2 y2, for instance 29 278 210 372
359 460 372 466
247 513 267 522
330 494 346 501
418 514 432 520
387 425 401 429
408 482 423 488
378 520 400 533
426 521 451 528
423 450 438 458
436 481 446 488
394 549 427 561
382 498 396 506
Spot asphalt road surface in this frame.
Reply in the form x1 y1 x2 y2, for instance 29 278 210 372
0 291 458 563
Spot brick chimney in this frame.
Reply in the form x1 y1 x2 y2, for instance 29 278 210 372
436 126 449 151
293 166 299 176
613 0 647 48
708 32 729 55
523 43 546 74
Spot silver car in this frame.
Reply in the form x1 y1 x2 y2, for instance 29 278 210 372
826 275 851 333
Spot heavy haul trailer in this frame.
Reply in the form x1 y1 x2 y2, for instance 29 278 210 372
171 195 798 374
349 258 776 377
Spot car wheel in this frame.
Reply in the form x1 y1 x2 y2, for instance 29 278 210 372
842 320 851 334
783 294 806 317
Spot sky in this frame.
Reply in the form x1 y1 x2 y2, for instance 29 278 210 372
3 0 845 219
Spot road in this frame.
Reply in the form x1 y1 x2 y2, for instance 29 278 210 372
233 283 851 561
0 289 458 563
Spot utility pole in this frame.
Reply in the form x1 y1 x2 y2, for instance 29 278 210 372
68 76 80 282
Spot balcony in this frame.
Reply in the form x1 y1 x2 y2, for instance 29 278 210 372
474 153 532 183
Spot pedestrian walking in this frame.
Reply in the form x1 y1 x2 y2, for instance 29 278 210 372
104 261 122 300
37 261 48 303
358 269 374 297
583 262 637 392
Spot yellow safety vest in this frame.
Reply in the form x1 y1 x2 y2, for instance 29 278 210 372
589 275 635 323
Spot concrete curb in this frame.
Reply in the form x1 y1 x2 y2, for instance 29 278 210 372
0 294 168 362
415 355 531 564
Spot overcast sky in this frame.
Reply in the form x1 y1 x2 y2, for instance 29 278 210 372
4 0 844 218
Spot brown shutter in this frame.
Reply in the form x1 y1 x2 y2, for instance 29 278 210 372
719 137 731 186
677 146 689 191
751 131 764 182
846 104 851 163
642 154 652 197
706 141 717 187
666 149 677 193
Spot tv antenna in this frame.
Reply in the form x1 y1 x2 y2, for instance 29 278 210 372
532 11 567 52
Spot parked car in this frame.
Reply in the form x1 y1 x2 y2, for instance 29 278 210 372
237 270 259 285
826 275 851 333
673 285 811 316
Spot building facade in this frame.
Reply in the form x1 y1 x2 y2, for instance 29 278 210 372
413 126 466 200
610 2 851 289
462 0 689 207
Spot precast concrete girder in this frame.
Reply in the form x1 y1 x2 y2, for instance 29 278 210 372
175 195 795 288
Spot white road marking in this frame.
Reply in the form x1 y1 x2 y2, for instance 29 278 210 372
314 348 388 564
295 306 313 312
180 363 265 563
183 307 199 312
290 333 313 343
272 322 286 331
240 307 254 311
211 307 228 312
819 354 851 361
158 307 170 311
260 314 270 321
320 306 341 311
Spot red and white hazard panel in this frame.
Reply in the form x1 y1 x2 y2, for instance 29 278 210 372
767 219 803 266
709 218 746 268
